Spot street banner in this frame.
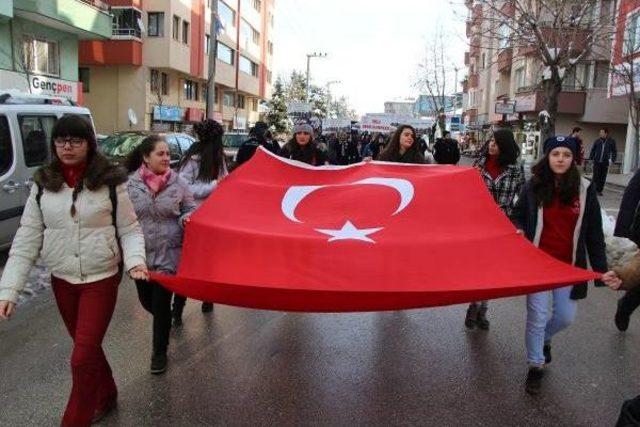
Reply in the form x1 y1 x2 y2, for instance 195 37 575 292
152 148 600 312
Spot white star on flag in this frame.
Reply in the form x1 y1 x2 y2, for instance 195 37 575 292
315 221 384 243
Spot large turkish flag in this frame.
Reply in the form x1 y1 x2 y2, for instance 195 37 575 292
152 148 600 312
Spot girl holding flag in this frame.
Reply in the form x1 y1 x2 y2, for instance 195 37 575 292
465 129 525 330
514 135 607 395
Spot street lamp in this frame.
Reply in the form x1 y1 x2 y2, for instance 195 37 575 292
306 52 328 102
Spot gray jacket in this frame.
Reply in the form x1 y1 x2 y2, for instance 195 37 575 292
127 171 196 274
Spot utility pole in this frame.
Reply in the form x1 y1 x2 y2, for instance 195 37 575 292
305 52 327 102
206 0 219 120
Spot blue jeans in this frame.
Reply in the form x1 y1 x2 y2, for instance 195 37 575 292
525 286 577 366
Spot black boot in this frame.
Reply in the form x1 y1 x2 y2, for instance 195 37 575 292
615 299 631 332
172 305 183 327
150 351 167 375
201 302 214 313
525 367 545 395
476 305 490 330
465 303 478 329
543 341 552 364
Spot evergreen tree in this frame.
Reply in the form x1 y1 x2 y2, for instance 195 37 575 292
266 78 290 134
309 86 328 119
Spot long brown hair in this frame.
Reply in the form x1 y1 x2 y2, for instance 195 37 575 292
531 152 580 207
377 125 425 164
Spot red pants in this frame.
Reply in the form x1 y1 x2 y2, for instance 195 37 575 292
52 275 119 427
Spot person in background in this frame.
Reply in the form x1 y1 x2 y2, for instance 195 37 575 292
235 121 280 166
174 119 228 323
465 129 525 330
126 135 196 375
589 127 617 196
571 127 585 166
514 136 607 396
377 125 425 164
611 168 640 331
0 115 147 426
433 130 461 165
280 123 329 166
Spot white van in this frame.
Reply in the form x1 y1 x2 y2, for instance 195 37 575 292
0 91 96 250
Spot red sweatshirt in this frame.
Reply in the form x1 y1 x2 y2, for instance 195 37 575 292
538 194 580 264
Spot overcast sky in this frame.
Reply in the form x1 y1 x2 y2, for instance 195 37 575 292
272 0 468 116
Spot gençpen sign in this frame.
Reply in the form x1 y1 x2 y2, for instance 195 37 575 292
29 75 79 102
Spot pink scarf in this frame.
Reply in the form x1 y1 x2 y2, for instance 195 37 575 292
139 163 172 195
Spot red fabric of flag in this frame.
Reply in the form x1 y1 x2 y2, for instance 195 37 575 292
151 148 600 312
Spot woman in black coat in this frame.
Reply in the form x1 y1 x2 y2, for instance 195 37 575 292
513 136 607 396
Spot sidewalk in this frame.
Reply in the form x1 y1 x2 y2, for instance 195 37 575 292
584 172 634 190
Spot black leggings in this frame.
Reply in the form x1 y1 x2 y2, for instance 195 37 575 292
135 280 172 354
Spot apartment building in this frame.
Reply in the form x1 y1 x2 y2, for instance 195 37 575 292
79 0 275 134
0 0 112 103
384 99 416 116
462 0 628 163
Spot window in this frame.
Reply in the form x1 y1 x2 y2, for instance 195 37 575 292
161 73 168 95
0 116 12 177
223 92 235 107
205 34 210 53
252 0 261 11
239 56 258 76
498 24 510 50
22 36 59 76
173 15 180 40
626 12 640 56
182 21 190 44
112 7 142 38
151 70 168 95
268 41 273 55
219 2 236 29
252 98 258 111
593 61 609 89
217 42 234 65
176 135 194 153
237 94 245 109
266 69 272 83
164 136 182 163
481 53 486 69
514 67 525 91
184 80 198 100
241 19 260 45
79 67 90 93
148 12 164 37
18 115 56 167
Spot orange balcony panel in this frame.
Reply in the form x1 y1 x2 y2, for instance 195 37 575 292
498 48 512 73
515 90 586 115
105 0 142 7
79 40 142 66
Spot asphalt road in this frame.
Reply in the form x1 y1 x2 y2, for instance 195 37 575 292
0 163 636 426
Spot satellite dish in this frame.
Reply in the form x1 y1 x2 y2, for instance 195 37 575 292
128 108 138 126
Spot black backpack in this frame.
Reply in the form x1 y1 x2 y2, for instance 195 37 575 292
35 183 124 278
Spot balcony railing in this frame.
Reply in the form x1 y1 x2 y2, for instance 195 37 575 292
77 0 111 13
113 27 142 39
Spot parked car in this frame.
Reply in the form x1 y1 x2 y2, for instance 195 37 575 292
0 91 96 250
223 132 249 166
100 131 196 168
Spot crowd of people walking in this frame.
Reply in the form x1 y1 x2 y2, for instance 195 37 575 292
0 114 638 425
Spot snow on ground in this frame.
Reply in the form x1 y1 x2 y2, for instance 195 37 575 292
603 210 638 269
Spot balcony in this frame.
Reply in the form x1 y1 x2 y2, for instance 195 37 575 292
468 73 479 89
14 0 112 39
514 87 586 115
472 4 482 25
517 26 592 57
79 39 142 65
497 48 512 73
462 79 469 93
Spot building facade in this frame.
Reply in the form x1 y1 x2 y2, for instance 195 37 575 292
463 0 629 165
384 99 415 116
0 0 112 104
79 0 275 134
